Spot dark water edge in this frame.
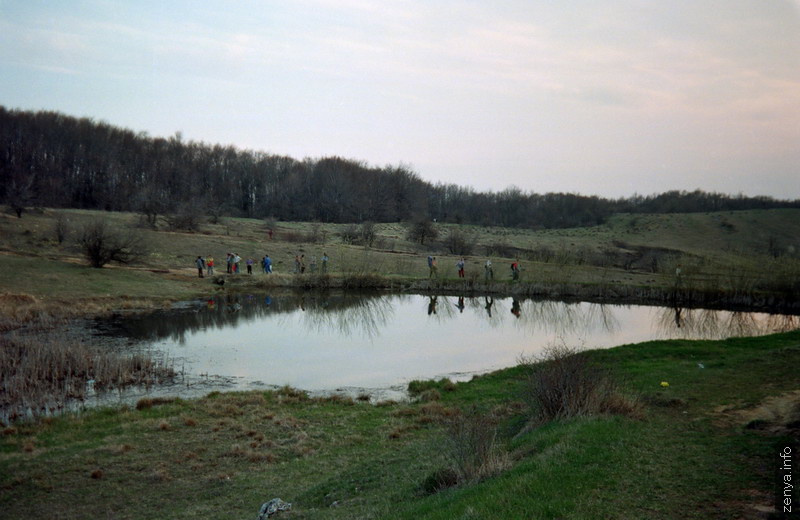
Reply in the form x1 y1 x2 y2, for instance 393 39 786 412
221 273 800 315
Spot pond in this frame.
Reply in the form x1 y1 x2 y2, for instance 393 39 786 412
96 292 800 402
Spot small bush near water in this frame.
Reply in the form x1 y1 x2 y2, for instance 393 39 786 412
422 406 510 494
520 343 641 426
0 332 174 420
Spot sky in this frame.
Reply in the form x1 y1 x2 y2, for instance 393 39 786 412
1 0 799 199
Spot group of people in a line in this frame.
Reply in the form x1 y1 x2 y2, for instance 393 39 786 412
197 251 520 281
194 252 331 278
194 253 273 278
293 253 329 274
426 256 521 281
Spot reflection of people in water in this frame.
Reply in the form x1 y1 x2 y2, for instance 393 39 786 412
207 299 215 310
511 298 521 318
673 306 682 328
484 296 494 318
427 296 438 315
264 296 272 306
456 296 465 313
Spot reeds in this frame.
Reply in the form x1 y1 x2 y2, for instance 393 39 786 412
0 331 174 420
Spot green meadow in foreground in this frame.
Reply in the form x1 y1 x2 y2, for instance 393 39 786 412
2 330 799 519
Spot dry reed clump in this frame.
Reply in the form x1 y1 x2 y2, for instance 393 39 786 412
0 332 175 420
317 393 355 406
275 385 309 403
418 389 441 402
422 406 510 494
519 343 641 426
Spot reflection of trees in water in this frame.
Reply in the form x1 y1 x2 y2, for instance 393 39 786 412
103 292 396 343
104 292 799 346
511 300 620 338
297 293 397 339
656 307 800 339
458 297 620 337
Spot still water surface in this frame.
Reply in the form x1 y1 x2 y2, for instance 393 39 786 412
104 292 799 395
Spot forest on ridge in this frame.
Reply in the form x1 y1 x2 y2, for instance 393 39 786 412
2 106 798 228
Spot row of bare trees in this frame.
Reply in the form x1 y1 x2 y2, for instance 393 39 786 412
2 106 798 227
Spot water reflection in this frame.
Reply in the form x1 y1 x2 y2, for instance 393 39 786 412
107 293 799 347
97 293 799 393
106 292 396 343
656 306 799 339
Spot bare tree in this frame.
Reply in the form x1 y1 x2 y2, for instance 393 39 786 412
135 186 169 229
78 219 146 268
6 177 35 218
360 221 376 247
444 228 474 255
53 212 70 244
407 218 438 245
164 202 202 232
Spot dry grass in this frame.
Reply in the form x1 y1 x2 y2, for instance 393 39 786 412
421 406 511 494
0 331 175 420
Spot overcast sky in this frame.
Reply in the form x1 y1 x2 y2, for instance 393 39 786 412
2 1 799 198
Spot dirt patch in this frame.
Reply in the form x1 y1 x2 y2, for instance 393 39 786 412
714 390 800 434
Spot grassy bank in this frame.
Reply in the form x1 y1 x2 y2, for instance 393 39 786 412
2 331 799 519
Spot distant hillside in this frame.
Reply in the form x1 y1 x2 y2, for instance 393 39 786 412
2 106 798 228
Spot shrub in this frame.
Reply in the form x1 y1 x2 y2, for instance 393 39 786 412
406 218 438 245
408 378 456 396
444 229 474 255
52 212 70 244
520 343 640 425
438 406 510 487
77 219 146 268
339 224 360 244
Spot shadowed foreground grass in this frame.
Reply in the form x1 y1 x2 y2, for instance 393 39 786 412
2 330 799 519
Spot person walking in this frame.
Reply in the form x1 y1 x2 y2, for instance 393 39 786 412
456 257 465 278
484 259 494 281
206 256 214 276
264 255 272 274
195 256 205 278
511 259 520 281
321 252 329 274
246 258 254 275
233 253 241 274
